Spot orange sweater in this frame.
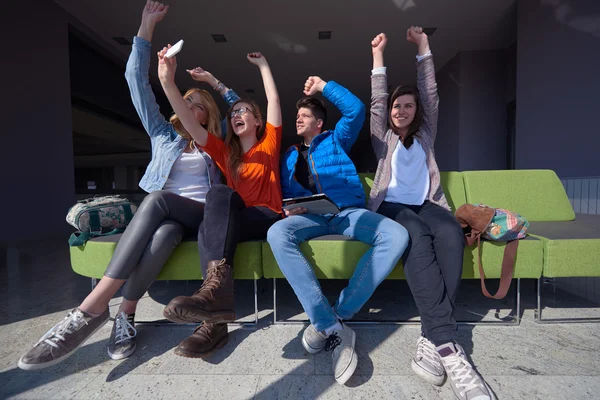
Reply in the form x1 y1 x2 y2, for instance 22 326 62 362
201 123 282 214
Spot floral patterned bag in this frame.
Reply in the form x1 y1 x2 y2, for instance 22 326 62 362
66 196 137 246
455 204 529 299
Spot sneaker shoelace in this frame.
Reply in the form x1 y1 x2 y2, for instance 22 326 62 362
444 349 483 397
114 312 137 345
416 336 442 369
324 333 342 353
38 310 88 348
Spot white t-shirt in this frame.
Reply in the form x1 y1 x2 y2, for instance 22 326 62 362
384 138 430 205
162 146 210 203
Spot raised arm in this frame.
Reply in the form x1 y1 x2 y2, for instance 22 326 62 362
187 66 241 137
124 1 170 138
247 52 281 127
187 67 240 106
370 33 390 153
157 46 210 146
407 26 439 144
304 77 366 153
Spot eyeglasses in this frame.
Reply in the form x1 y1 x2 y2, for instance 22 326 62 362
230 106 252 118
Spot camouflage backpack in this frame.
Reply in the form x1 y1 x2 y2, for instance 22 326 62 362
66 196 137 246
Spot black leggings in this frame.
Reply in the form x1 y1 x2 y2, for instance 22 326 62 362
197 184 281 277
104 190 205 300
377 201 465 345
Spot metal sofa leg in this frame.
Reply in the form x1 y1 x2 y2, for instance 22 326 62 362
535 277 600 324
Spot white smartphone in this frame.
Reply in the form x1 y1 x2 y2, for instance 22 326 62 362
165 39 184 58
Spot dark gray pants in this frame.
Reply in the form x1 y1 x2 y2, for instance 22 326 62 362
377 201 465 345
104 190 205 300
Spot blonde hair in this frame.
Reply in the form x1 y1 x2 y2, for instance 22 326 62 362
170 88 221 145
225 99 264 182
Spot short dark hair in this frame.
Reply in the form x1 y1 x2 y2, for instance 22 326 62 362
296 97 327 129
388 85 423 148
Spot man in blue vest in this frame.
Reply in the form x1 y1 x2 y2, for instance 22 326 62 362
267 76 409 385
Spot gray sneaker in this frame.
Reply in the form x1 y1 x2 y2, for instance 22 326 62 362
18 308 109 370
107 311 137 360
412 335 445 386
301 324 328 354
324 322 358 385
437 342 495 400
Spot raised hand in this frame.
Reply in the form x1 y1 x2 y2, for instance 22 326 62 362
406 26 427 45
157 45 177 83
303 76 327 96
371 33 387 55
406 26 430 56
186 67 217 86
247 52 268 68
141 1 169 26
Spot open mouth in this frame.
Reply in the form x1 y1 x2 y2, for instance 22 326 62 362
234 121 245 127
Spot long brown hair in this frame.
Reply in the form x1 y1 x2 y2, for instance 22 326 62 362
388 85 423 148
224 99 264 182
170 88 221 145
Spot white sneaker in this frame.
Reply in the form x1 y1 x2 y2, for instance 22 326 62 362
437 342 495 400
324 322 358 385
301 324 328 354
412 335 445 386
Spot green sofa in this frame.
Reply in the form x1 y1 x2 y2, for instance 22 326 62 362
69 170 599 325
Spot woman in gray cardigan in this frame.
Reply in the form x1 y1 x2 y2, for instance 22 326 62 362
369 28 494 400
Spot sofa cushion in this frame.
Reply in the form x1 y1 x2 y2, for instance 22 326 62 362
70 235 263 280
463 170 575 222
261 235 543 279
529 214 600 278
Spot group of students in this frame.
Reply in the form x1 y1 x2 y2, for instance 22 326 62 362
18 2 494 399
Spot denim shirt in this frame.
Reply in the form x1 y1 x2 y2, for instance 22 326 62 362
125 36 240 193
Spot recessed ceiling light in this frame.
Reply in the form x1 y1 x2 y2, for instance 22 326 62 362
211 34 227 43
113 37 131 45
318 31 332 40
422 27 437 36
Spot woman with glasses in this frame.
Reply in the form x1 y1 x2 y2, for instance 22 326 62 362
17 1 241 370
158 49 282 357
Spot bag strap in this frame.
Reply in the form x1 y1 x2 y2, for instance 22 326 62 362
123 204 134 225
68 229 124 247
477 238 518 299
88 210 102 233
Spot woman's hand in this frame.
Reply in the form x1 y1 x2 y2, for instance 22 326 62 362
186 67 218 88
371 33 387 55
284 207 307 216
157 45 176 83
247 52 268 68
406 26 430 56
141 1 169 26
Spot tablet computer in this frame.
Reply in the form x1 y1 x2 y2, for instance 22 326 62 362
282 193 340 215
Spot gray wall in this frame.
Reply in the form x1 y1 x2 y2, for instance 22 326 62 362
435 49 512 171
435 53 461 171
1 1 75 243
516 0 600 177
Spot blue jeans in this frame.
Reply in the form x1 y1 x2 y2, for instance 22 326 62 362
266 208 409 332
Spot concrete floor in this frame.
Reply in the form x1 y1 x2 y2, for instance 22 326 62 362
1 238 599 399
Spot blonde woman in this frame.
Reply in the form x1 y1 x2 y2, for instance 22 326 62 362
18 1 240 370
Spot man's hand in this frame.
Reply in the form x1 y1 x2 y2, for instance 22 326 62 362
141 0 169 26
284 207 307 217
157 45 176 83
186 67 218 87
371 33 387 55
303 76 327 96
247 52 268 68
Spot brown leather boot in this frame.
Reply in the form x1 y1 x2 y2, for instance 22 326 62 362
174 322 228 358
163 259 235 323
